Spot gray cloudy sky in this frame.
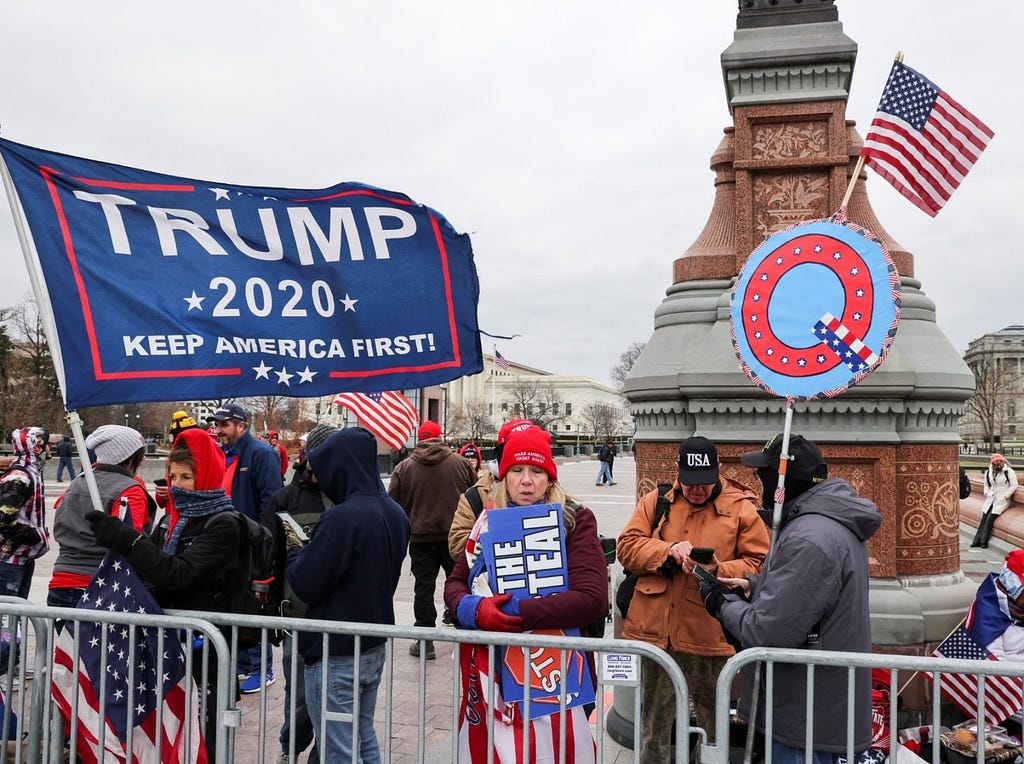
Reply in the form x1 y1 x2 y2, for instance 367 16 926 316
0 2 1018 387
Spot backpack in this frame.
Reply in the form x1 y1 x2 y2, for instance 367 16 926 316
216 512 276 647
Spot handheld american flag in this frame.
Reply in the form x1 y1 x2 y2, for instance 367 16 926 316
333 390 419 451
50 552 207 764
861 60 994 217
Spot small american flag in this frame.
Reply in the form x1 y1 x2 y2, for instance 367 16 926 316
861 60 993 217
494 350 510 371
50 552 207 763
927 623 1023 724
333 390 419 451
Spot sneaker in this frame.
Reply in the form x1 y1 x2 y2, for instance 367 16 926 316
609 482 617 486
441 608 455 627
239 669 276 694
275 754 291 764
409 640 436 660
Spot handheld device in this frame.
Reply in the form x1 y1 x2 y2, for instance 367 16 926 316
276 511 310 543
691 564 719 586
153 478 167 487
689 547 714 565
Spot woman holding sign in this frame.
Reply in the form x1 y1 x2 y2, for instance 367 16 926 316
444 425 607 763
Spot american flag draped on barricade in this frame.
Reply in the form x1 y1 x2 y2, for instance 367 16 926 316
332 390 419 450
926 574 1024 724
50 552 207 764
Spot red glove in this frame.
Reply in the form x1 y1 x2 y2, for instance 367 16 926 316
476 593 524 632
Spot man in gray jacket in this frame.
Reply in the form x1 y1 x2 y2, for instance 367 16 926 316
700 433 881 764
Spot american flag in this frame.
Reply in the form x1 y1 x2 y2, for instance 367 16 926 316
861 61 993 217
50 552 207 764
928 622 1023 724
494 350 510 371
332 390 419 451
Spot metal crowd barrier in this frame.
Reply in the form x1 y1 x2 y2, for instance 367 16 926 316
7 596 1024 764
0 599 692 764
705 646 1024 764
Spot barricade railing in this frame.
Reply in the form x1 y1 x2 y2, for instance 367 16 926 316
0 597 229 764
706 646 1024 764
169 608 693 764
0 598 690 763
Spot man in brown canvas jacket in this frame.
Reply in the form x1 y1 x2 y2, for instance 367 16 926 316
388 420 477 658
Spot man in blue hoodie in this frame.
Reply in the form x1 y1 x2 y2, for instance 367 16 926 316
285 427 410 763
700 434 882 764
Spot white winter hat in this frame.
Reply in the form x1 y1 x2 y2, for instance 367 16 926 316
86 425 146 465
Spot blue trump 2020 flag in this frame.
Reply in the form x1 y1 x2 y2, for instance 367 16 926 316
0 138 482 408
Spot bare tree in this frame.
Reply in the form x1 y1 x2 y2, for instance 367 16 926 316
0 296 65 434
578 402 623 443
610 341 646 389
503 378 567 432
965 358 1021 451
244 395 301 434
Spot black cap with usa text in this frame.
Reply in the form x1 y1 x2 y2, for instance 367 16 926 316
677 436 720 485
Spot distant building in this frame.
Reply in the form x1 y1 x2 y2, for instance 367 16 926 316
959 325 1024 448
442 353 633 446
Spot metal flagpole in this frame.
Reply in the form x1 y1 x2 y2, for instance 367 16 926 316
744 398 796 764
491 344 497 440
0 151 106 514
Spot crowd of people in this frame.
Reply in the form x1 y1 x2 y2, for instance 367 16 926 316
0 412 1008 762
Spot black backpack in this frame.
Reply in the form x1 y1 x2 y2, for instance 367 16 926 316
215 512 276 647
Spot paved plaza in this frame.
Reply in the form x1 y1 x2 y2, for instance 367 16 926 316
18 454 1012 762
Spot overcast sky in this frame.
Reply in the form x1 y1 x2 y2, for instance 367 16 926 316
0 2 1018 388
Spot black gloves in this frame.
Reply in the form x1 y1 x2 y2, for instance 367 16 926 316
86 510 140 555
699 578 747 651
699 577 733 619
0 524 41 547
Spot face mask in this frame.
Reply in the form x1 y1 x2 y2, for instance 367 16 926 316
999 568 1024 600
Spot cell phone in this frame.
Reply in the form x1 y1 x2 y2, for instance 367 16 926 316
153 478 167 487
691 564 718 586
689 547 714 565
276 511 310 543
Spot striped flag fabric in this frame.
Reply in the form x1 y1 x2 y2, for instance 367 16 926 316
861 60 993 217
333 390 419 450
494 350 510 371
926 575 1024 724
50 552 207 763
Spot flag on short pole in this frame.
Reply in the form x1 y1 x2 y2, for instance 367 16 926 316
332 390 419 450
861 60 993 217
495 350 510 371
926 575 1024 724
50 552 207 763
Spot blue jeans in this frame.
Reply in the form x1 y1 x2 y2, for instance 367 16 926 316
237 643 274 677
304 644 386 763
596 461 613 484
47 587 85 633
771 740 843 764
0 560 34 674
280 633 318 762
56 457 76 481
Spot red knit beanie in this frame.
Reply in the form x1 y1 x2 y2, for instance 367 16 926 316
499 427 557 481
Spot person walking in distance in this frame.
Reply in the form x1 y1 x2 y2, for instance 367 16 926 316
55 436 76 483
596 440 616 486
388 420 477 659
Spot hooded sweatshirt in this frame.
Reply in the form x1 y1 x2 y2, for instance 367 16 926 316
0 427 50 564
719 477 881 753
387 438 477 543
287 427 410 659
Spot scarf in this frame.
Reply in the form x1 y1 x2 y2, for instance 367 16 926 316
163 485 233 554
